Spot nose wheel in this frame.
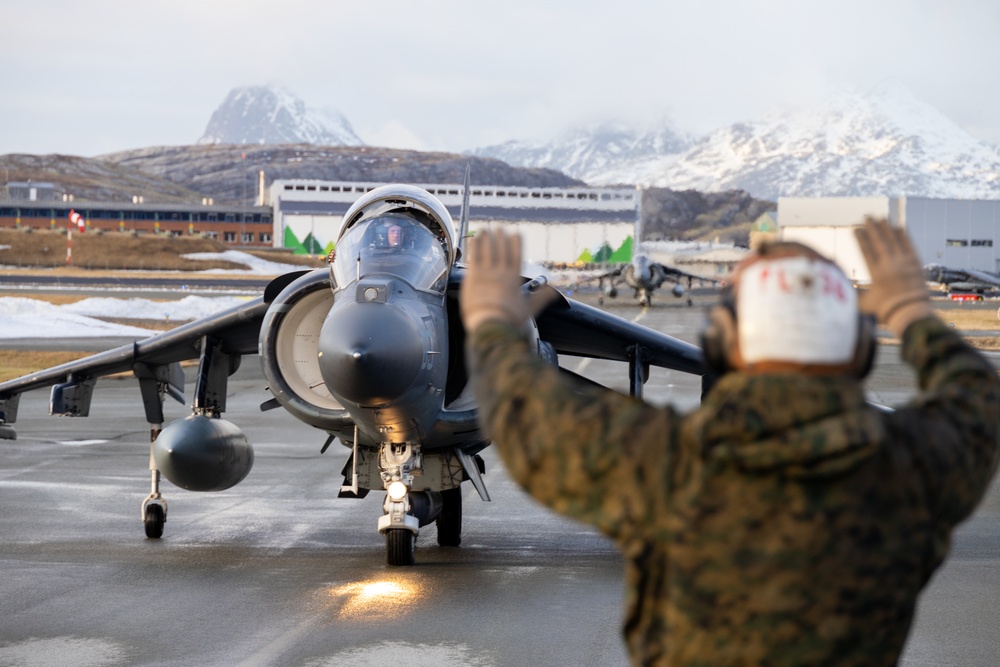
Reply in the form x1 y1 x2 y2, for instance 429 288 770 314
386 528 415 566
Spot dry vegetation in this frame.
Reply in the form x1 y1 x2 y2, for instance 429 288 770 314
931 307 1000 331
0 350 92 381
0 228 325 273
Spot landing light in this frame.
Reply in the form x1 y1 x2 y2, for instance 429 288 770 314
387 481 408 501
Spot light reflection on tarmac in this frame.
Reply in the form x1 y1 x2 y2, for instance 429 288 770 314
0 295 997 666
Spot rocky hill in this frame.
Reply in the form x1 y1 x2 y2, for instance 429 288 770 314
643 188 774 245
0 145 584 205
0 153 206 204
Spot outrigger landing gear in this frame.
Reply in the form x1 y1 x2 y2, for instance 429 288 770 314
141 425 167 539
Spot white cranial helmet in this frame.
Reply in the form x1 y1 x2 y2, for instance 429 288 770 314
736 252 859 367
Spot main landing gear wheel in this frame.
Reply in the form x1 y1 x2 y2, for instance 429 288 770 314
386 528 415 566
143 504 165 539
437 487 462 547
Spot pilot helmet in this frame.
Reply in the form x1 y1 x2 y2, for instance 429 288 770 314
701 241 875 377
373 219 407 248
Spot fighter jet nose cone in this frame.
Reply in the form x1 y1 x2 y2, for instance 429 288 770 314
318 301 424 404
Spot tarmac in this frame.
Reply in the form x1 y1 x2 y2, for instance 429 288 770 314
0 294 997 666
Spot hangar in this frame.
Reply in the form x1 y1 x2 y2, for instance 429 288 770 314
270 179 640 264
778 196 1000 283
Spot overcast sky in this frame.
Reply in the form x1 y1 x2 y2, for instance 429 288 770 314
2 0 998 157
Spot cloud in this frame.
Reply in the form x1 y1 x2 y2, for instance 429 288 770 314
1 0 998 156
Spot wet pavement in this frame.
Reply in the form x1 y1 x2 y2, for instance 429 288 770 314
1 297 997 666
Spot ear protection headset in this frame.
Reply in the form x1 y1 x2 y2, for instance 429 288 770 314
700 268 877 379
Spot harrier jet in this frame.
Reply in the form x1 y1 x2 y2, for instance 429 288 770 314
923 263 1000 294
0 184 706 566
575 254 720 307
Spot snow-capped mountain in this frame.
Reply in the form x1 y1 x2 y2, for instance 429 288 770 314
475 83 1000 201
198 86 364 147
471 119 692 185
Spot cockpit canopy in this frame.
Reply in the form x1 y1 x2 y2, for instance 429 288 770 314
335 184 458 265
331 214 449 292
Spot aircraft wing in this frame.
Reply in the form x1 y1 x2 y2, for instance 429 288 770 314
924 264 1000 290
653 263 721 286
959 267 1000 288
535 288 706 376
0 296 270 428
567 265 625 288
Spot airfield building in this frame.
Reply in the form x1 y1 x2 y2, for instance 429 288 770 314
778 196 1000 282
270 180 640 264
0 199 274 246
1 180 640 263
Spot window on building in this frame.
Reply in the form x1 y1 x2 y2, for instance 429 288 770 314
224 232 236 242
242 232 254 244
204 231 218 240
259 232 272 243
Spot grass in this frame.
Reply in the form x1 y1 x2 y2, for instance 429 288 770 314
932 307 1000 331
0 228 326 273
0 350 92 381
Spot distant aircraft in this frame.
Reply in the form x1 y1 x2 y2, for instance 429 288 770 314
923 264 1000 293
573 254 721 307
0 183 707 566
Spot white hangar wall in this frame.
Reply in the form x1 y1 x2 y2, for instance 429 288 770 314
468 220 633 264
269 180 640 264
778 196 1000 283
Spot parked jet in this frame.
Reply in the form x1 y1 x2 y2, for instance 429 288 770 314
923 263 1000 294
574 255 721 307
0 184 707 566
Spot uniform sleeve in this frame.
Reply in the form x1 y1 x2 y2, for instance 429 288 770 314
467 321 679 540
894 316 1000 528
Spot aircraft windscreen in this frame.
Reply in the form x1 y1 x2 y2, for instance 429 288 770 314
331 215 449 292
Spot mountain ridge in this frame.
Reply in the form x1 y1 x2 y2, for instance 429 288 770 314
472 83 1000 201
198 86 364 147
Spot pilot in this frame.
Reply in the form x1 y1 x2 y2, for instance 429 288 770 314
386 222 403 249
459 218 1000 666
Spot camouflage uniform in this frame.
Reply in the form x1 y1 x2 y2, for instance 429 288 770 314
468 316 1000 666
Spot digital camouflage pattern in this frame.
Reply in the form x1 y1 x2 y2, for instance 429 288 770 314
468 316 1000 667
